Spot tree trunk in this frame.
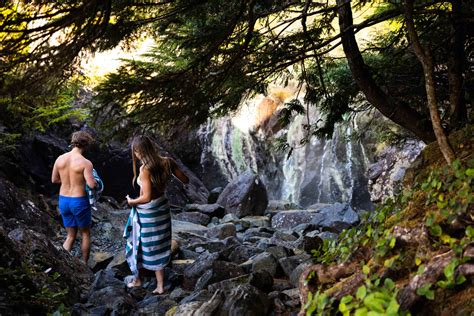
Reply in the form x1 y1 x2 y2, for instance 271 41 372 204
404 0 456 165
336 0 436 143
447 0 467 129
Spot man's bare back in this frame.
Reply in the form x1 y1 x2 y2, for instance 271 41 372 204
52 149 96 197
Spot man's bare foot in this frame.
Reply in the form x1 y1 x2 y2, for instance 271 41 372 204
126 278 142 288
152 286 164 295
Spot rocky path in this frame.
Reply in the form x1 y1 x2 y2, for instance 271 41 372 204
73 197 360 315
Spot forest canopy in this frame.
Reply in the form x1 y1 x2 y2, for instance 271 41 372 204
0 0 472 145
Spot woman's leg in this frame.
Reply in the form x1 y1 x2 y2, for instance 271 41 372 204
127 270 142 288
153 269 165 294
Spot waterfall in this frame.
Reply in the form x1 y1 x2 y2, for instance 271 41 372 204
316 139 330 203
197 86 374 210
345 125 355 204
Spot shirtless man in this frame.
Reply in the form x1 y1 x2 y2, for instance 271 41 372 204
51 131 96 263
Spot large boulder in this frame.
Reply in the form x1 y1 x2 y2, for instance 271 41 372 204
0 227 93 314
0 178 58 237
216 169 268 218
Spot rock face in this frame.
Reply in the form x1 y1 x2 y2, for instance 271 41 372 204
368 139 424 202
217 169 269 218
0 178 93 315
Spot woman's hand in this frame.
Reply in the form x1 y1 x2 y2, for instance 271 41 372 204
126 195 136 206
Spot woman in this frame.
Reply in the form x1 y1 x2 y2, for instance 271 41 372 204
124 135 189 294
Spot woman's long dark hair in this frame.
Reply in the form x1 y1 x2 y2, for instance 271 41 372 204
131 135 171 188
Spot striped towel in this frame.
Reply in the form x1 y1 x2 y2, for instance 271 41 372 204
123 196 171 276
86 169 104 210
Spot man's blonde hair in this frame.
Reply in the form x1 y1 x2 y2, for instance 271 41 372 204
71 131 94 149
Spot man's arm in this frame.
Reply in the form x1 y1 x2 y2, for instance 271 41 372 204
51 160 61 183
83 160 96 189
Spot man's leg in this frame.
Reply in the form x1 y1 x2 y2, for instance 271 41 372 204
79 226 91 263
63 227 77 251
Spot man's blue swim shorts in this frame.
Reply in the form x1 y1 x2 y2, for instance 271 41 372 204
58 195 92 228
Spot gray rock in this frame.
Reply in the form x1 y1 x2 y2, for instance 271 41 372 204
228 245 263 264
271 209 325 230
250 252 278 276
90 270 124 293
220 284 270 316
184 251 219 279
172 220 208 237
216 169 268 218
310 203 359 233
185 203 225 218
222 213 240 223
180 290 213 305
289 262 313 287
266 246 290 260
169 288 189 301
279 253 312 278
87 286 136 314
249 270 274 293
206 223 237 239
137 299 176 316
173 211 210 226
208 187 223 204
240 216 270 228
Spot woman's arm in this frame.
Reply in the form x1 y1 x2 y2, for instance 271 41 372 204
169 158 189 184
127 168 153 206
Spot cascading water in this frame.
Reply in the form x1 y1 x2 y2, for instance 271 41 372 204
197 86 374 210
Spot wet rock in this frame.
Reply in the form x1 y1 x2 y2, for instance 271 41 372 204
173 211 210 226
185 203 225 218
216 169 268 218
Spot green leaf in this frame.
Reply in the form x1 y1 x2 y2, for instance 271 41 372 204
466 168 474 177
354 307 369 316
356 285 367 300
386 298 399 315
384 278 395 290
389 237 396 248
363 265 370 275
363 294 385 313
430 225 443 237
466 226 474 238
